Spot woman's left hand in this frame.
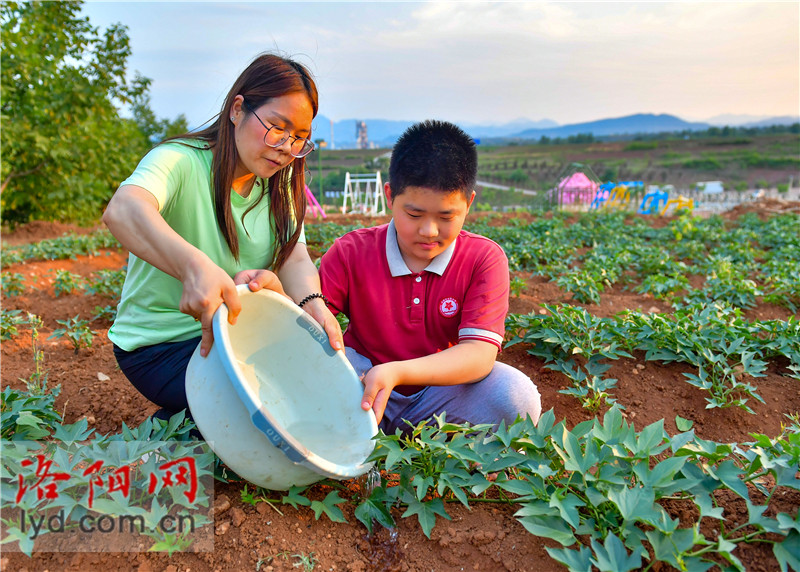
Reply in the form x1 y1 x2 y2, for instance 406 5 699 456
300 296 344 352
233 269 289 298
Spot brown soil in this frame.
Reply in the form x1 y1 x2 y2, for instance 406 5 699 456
721 197 800 220
2 216 798 572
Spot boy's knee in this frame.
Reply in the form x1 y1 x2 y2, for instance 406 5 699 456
491 363 542 425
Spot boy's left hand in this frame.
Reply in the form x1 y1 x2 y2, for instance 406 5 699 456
360 363 401 423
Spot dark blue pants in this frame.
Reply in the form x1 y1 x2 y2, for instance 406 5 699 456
113 337 201 419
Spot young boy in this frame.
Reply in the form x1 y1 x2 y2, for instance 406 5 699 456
319 120 541 434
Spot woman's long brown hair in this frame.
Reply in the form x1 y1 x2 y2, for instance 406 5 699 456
165 54 318 269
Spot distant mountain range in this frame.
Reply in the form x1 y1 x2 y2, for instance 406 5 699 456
310 113 799 149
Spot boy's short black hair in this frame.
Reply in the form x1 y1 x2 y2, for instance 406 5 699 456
388 120 477 200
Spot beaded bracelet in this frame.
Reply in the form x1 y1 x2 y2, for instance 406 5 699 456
298 292 328 308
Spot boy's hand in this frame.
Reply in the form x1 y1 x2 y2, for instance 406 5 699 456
360 363 401 423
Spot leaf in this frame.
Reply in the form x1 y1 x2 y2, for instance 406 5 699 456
495 477 536 496
354 489 395 534
516 515 576 546
607 486 656 522
310 491 347 523
589 532 643 572
548 492 585 529
708 460 749 500
695 492 724 520
545 544 593 572
774 530 800 572
646 527 701 569
645 456 688 488
281 486 311 509
380 439 407 471
777 512 800 534
412 475 434 501
52 418 94 445
675 415 694 432
402 497 450 538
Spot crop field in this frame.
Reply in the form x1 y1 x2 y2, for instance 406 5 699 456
310 133 800 208
2 207 799 572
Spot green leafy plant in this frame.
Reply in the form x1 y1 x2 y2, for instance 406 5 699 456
51 269 85 297
91 304 117 322
23 313 51 395
48 315 97 353
335 312 349 333
634 273 689 300
623 303 769 412
1 405 212 556
354 411 800 571
86 268 126 299
1 386 62 441
1 308 25 340
291 552 318 571
1 231 121 267
510 276 526 297
1 271 26 296
506 304 630 410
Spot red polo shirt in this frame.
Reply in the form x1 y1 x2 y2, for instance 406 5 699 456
319 221 509 395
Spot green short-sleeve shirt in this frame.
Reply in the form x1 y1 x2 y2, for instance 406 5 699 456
108 141 304 351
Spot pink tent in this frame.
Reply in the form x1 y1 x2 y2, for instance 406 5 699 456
556 172 599 206
557 172 598 193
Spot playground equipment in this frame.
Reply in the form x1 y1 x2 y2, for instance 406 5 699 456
606 181 643 211
589 181 644 211
590 182 614 210
305 185 325 218
660 195 695 216
637 188 669 215
342 171 386 216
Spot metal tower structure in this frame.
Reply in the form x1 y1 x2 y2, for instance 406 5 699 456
355 120 368 149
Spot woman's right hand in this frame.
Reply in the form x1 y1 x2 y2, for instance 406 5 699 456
179 253 242 358
104 185 243 358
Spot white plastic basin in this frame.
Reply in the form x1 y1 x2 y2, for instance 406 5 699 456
185 285 377 490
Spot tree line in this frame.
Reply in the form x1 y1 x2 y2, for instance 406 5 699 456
1 1 188 226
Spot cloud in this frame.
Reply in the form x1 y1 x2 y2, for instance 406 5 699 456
82 2 799 127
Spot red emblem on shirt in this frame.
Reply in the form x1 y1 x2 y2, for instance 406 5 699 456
439 297 459 317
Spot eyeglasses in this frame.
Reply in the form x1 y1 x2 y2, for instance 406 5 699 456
242 100 315 158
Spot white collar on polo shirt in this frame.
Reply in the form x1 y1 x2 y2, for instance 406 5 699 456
385 219 457 277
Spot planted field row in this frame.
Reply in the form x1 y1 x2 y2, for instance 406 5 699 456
506 303 800 414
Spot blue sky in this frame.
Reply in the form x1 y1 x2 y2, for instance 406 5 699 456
82 1 799 129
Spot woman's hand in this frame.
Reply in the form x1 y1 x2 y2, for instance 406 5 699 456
300 297 344 352
233 269 288 298
103 186 246 358
360 362 402 424
274 242 343 353
179 254 242 358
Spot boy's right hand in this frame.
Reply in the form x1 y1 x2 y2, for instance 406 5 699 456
360 363 401 423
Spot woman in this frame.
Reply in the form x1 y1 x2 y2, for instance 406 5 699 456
104 53 342 423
